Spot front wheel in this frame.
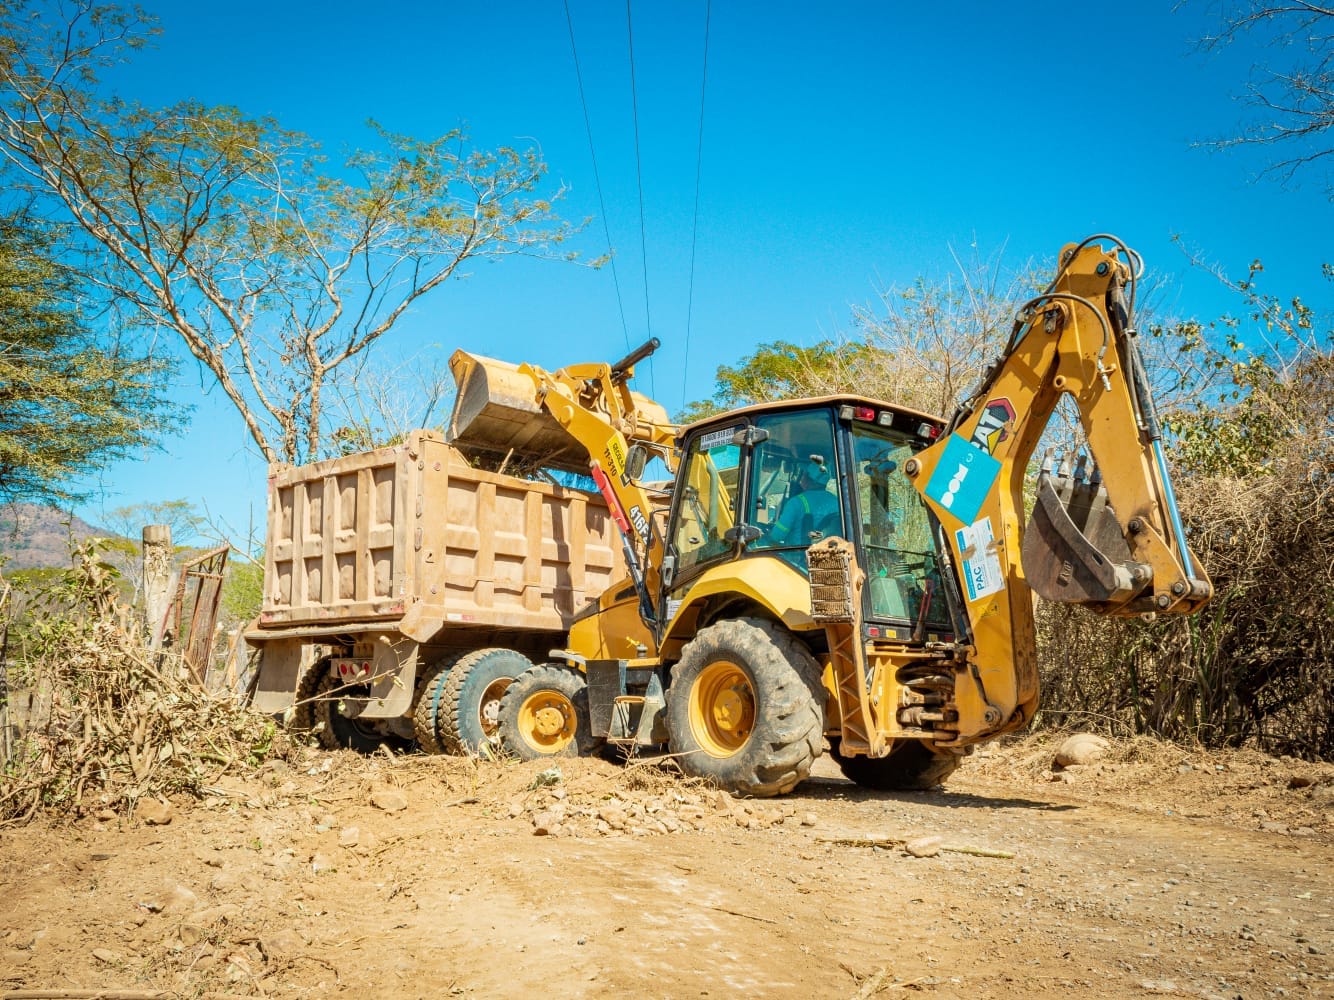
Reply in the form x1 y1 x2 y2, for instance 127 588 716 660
497 664 602 761
666 618 824 798
830 738 960 790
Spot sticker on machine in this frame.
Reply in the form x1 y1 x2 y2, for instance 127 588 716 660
922 433 1001 526
954 517 1004 602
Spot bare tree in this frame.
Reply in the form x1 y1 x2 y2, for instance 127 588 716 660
0 1 587 466
1195 1 1334 191
325 351 457 456
851 243 1031 416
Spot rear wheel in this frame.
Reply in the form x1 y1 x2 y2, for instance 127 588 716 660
666 618 824 798
313 673 411 753
288 656 330 737
412 653 465 754
437 648 531 755
830 738 960 790
498 664 602 760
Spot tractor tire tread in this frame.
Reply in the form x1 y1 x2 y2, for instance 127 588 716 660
667 617 824 798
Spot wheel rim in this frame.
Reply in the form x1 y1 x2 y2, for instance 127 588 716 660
689 659 755 757
516 690 577 754
476 677 514 740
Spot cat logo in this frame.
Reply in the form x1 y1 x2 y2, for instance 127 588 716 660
969 398 1016 455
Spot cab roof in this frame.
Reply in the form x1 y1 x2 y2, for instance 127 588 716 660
679 394 945 438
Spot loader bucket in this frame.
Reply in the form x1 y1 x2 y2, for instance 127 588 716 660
1021 456 1144 607
447 350 589 473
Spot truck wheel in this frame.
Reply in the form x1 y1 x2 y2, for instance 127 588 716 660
666 618 824 798
312 673 411 753
437 648 531 756
412 653 465 754
830 739 960 790
288 657 331 737
497 664 602 760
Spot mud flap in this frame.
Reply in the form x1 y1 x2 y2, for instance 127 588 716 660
1022 471 1142 605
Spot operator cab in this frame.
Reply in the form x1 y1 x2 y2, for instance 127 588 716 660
665 396 954 636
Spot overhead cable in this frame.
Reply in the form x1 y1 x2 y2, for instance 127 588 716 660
682 0 711 409
563 0 631 352
625 0 655 395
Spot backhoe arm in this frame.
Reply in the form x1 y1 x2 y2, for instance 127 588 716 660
906 236 1212 741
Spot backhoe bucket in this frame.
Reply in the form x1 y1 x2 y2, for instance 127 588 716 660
1021 454 1146 607
447 350 589 473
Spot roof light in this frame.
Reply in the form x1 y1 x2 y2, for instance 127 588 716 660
854 405 876 422
876 411 894 427
918 422 941 439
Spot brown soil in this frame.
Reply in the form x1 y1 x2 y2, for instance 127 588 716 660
1 734 1331 999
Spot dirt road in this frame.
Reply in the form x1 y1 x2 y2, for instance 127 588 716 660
1 736 1330 998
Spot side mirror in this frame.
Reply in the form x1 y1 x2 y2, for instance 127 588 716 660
626 443 649 480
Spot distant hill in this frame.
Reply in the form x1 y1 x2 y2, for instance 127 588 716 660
0 503 117 570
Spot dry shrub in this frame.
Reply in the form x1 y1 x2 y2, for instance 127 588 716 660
0 541 287 825
1036 451 1333 759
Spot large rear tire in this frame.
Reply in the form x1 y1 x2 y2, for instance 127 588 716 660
830 738 960 790
313 673 412 753
497 664 602 761
437 648 531 755
288 656 329 737
666 618 824 798
412 653 465 754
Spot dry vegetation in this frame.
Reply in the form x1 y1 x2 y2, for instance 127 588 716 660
0 543 287 826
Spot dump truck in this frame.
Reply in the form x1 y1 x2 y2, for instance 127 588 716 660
445 235 1212 796
243 426 669 754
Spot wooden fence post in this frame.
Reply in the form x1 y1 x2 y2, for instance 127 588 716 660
143 524 172 649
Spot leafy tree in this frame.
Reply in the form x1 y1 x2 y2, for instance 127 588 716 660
0 0 586 466
1197 1 1334 192
0 211 177 505
677 340 890 422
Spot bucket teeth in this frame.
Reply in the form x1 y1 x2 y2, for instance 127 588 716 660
1072 453 1088 485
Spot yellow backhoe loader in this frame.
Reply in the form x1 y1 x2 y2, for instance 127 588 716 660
447 235 1212 796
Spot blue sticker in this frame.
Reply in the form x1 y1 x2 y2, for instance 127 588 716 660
923 434 1001 526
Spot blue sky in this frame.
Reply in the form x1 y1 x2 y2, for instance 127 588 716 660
72 0 1330 543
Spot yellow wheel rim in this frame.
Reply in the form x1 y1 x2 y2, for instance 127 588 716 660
478 677 513 738
517 690 577 754
689 660 755 758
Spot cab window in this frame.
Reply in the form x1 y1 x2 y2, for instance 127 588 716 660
670 426 742 577
850 424 951 627
748 409 842 569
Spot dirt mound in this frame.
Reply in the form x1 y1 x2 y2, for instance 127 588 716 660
966 731 1334 838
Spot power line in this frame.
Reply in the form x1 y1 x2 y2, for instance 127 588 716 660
682 0 711 409
563 0 631 353
625 0 655 396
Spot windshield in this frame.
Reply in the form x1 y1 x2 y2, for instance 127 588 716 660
850 424 951 628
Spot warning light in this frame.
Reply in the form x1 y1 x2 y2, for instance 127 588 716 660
854 406 876 422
